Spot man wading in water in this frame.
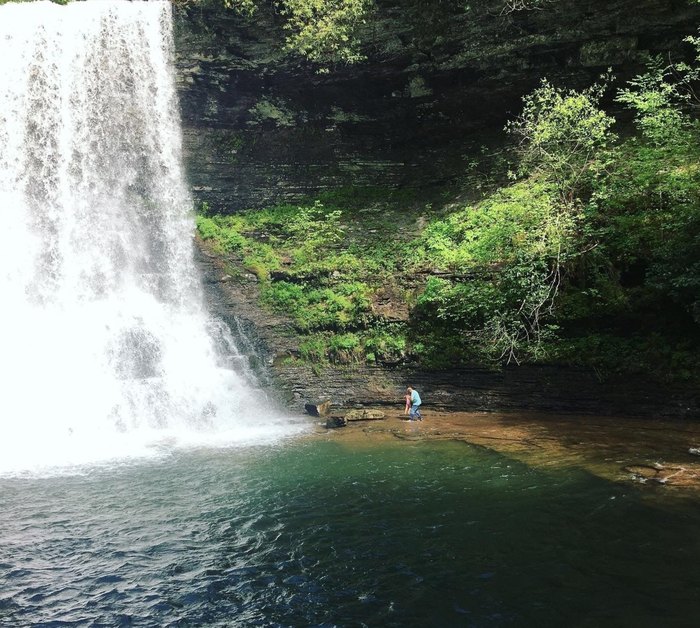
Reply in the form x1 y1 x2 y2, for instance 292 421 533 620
406 386 423 421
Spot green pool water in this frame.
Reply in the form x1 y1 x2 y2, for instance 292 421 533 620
1 437 699 627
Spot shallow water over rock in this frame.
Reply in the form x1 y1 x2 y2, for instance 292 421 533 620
324 410 700 493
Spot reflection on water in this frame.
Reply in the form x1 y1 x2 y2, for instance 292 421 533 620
1 439 699 626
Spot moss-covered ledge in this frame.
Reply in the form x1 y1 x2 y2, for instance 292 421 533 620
195 235 699 419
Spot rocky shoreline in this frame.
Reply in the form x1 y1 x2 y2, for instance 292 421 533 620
195 234 700 491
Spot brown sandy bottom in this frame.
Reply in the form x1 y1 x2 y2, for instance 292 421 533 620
304 409 700 495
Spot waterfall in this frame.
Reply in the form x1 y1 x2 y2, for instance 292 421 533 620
0 0 294 474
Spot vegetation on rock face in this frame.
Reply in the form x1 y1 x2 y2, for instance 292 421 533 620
198 35 700 379
175 0 373 67
197 192 413 365
176 0 563 68
278 0 373 68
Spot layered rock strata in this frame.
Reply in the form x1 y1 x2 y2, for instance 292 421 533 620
197 239 699 418
174 0 700 212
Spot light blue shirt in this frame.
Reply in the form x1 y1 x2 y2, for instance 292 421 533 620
410 390 421 406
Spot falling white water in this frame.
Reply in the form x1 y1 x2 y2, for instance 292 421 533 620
0 0 300 475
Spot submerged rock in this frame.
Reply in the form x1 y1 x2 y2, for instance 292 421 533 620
325 416 347 429
625 465 663 482
623 463 700 486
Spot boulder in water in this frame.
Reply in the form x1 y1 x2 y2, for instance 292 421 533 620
325 416 347 429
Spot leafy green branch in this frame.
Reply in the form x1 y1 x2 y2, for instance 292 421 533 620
506 75 617 202
280 0 374 69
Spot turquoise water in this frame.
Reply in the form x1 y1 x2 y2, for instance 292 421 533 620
1 439 699 627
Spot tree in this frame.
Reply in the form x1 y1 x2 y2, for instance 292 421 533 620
506 77 616 201
178 0 375 68
279 0 374 68
479 79 617 361
616 55 699 146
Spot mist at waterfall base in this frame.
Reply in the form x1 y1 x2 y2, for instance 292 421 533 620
0 1 304 474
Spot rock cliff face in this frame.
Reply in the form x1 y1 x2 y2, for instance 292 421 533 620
178 2 700 417
173 0 700 212
197 237 699 418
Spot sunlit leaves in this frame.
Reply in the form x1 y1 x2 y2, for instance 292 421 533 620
507 77 616 199
617 56 698 146
279 0 374 68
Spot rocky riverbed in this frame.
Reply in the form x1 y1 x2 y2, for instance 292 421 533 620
309 409 700 493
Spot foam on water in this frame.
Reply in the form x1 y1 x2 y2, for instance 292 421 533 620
0 0 304 475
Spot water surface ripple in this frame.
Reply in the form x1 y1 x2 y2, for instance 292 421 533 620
1 440 699 626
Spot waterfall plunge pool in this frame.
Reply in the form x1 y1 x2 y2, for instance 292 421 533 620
2 435 700 627
1 3 699 625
